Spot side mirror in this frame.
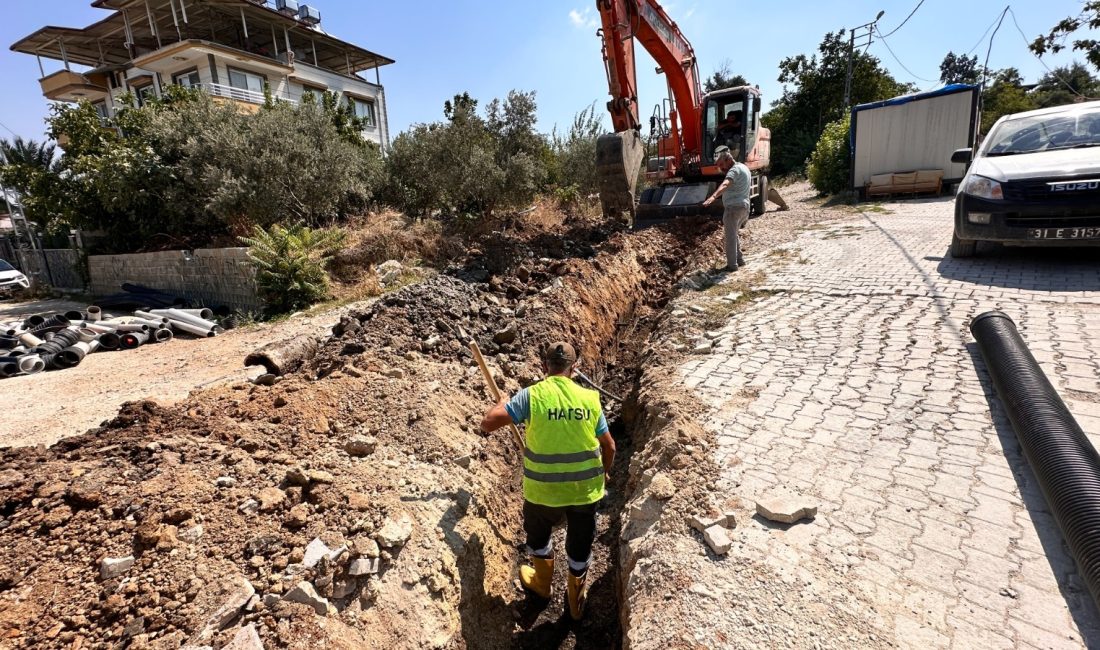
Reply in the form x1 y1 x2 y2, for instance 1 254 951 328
753 97 761 114
951 148 973 164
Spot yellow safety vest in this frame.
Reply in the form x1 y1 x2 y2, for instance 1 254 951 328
523 376 605 507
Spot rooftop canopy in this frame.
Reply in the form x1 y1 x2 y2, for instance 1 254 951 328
11 0 394 75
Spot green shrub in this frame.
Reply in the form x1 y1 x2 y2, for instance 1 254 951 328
807 114 851 195
384 90 548 219
240 223 346 313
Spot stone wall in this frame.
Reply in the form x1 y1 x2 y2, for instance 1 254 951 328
88 248 261 310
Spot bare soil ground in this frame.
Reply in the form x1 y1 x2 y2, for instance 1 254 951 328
0 184 847 649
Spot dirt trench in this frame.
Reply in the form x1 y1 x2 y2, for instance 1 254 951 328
0 219 721 650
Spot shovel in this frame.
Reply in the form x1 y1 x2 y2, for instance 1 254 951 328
467 339 524 449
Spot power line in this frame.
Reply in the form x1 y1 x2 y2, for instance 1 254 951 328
979 6 1009 89
964 11 1004 56
0 120 17 138
879 0 926 38
1006 6 1096 100
873 24 939 83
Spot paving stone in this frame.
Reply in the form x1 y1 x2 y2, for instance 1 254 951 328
702 525 731 555
755 495 817 524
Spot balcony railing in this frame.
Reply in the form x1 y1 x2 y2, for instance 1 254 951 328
196 83 296 106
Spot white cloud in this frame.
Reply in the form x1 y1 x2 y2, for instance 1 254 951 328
684 6 696 19
569 7 598 29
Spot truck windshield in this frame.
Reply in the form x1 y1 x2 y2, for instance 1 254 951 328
986 106 1100 156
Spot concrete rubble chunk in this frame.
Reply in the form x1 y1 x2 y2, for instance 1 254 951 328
257 487 285 512
349 558 380 576
191 577 256 644
307 470 335 484
224 623 264 650
215 476 237 488
703 524 732 555
385 368 406 379
302 538 347 568
649 473 676 500
238 499 260 515
284 581 331 616
755 495 818 524
99 556 135 580
179 524 204 543
344 436 377 457
375 513 413 548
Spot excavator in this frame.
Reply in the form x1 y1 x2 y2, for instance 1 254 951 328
593 0 772 226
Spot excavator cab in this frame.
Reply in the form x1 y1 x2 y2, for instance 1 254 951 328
619 87 768 228
702 88 761 166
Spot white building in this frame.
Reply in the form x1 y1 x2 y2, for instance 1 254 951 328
11 0 394 150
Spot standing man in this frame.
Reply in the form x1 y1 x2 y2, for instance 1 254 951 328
480 342 616 620
703 145 751 271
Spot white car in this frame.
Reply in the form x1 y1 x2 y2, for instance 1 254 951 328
950 100 1100 257
0 259 30 295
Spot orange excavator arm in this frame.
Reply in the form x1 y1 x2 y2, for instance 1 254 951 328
596 0 702 156
594 0 703 222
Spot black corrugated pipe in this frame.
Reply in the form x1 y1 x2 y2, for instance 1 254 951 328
0 336 17 350
30 314 71 335
98 332 121 351
57 346 87 368
63 310 86 322
970 310 1100 609
23 314 45 329
0 361 18 378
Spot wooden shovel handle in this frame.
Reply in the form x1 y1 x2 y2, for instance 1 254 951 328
469 341 524 448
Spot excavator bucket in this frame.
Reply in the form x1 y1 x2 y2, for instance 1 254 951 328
635 182 722 227
596 131 646 225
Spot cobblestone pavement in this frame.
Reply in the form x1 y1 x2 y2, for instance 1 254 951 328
680 197 1100 648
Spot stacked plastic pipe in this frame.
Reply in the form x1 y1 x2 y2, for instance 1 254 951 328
0 305 224 379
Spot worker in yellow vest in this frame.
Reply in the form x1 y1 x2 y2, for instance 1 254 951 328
480 341 616 620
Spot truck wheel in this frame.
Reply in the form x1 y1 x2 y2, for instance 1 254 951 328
751 175 768 217
950 232 977 258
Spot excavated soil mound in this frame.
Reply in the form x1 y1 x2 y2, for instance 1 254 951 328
0 222 720 650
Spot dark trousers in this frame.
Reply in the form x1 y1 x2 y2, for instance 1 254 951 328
523 500 597 576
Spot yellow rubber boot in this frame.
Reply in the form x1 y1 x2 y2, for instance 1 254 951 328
567 571 588 620
519 557 554 599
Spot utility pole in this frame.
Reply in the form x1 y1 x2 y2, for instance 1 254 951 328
844 10 885 108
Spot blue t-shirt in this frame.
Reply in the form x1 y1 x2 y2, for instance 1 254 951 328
506 387 610 437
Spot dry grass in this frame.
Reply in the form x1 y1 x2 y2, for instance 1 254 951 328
328 210 461 283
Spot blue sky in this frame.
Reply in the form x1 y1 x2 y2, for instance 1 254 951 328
0 1 1096 143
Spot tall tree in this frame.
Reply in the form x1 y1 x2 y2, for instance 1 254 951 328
703 60 748 93
939 52 981 85
980 68 1037 134
1032 62 1100 107
764 30 914 175
0 137 56 170
1031 3 1100 72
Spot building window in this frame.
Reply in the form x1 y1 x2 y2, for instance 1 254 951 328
173 70 201 88
349 97 375 127
227 68 265 94
134 85 157 107
92 101 110 120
